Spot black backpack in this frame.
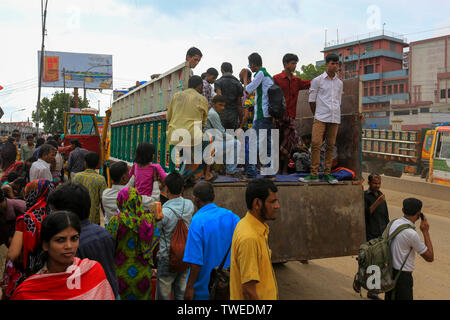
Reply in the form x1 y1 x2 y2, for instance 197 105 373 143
268 83 286 120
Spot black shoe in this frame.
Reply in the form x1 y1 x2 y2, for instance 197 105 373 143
367 292 381 300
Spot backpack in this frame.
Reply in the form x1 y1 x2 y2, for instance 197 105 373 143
166 204 189 273
208 245 231 300
267 83 286 120
354 219 414 295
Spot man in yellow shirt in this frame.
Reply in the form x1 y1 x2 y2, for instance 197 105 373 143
167 75 213 182
230 178 280 300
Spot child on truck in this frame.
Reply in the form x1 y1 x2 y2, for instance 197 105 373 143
130 142 167 197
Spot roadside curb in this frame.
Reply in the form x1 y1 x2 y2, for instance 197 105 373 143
362 173 450 202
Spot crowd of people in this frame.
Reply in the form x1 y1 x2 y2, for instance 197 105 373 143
0 46 435 301
167 47 342 184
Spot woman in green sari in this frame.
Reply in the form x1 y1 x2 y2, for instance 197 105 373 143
106 187 159 300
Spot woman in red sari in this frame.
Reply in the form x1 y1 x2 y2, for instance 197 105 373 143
11 210 114 300
1 179 53 299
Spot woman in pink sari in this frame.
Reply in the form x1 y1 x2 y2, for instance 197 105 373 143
11 211 114 300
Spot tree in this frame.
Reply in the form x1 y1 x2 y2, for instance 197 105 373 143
32 91 89 134
295 64 327 81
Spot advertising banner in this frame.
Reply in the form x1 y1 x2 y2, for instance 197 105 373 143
38 51 113 89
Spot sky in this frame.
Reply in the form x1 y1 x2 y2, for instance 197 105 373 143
0 0 449 123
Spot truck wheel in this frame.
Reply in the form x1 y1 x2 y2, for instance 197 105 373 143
385 169 402 178
362 162 369 173
421 167 429 179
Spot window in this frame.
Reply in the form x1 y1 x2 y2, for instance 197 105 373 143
364 65 374 74
365 43 374 52
394 85 398 94
435 132 450 159
376 87 380 95
388 86 392 94
394 110 410 116
390 42 396 52
448 89 450 98
383 86 386 95
370 87 374 96
347 47 354 55
364 87 368 96
412 109 418 115
66 115 96 136
400 84 404 93
441 89 446 99
346 63 356 73
420 108 430 113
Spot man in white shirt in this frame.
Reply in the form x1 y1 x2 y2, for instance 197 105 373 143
385 198 434 300
299 53 343 184
29 144 56 182
102 161 160 225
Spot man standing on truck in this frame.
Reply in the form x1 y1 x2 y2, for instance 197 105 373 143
299 53 343 184
151 47 203 79
202 67 218 109
214 62 244 130
243 53 276 179
273 53 311 174
167 75 214 182
364 173 390 300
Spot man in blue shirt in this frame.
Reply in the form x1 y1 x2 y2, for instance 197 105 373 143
183 181 240 300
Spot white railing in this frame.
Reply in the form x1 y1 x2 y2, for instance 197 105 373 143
325 30 407 48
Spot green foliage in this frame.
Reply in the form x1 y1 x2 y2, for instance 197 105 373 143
295 64 327 81
32 91 89 134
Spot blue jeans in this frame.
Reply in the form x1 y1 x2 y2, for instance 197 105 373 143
246 117 274 177
223 139 241 174
156 258 188 300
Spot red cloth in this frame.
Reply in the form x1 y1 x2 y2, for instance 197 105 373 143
11 258 114 300
273 71 311 119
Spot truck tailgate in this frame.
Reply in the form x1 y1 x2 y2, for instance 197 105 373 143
184 182 365 262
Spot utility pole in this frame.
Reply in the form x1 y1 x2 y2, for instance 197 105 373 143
36 0 48 135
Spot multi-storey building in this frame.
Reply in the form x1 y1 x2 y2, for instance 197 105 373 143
318 31 409 129
390 34 450 130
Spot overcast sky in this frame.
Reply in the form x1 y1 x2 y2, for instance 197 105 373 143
1 0 449 123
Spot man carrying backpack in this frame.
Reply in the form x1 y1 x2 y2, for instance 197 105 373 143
385 198 434 300
156 172 195 300
183 181 240 300
243 52 276 180
364 173 390 300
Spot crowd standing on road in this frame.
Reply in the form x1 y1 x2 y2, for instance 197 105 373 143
0 46 436 301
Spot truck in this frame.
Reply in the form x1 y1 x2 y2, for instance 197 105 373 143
362 128 424 178
98 62 366 263
362 123 450 182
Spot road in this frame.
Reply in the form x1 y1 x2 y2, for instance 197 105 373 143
275 187 450 300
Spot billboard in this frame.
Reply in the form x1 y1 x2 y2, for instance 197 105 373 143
38 51 113 90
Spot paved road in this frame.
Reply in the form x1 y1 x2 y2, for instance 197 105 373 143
275 188 450 300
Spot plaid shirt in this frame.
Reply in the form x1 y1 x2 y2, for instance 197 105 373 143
202 79 213 108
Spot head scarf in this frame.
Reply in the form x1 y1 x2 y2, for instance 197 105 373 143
113 187 158 262
21 179 54 269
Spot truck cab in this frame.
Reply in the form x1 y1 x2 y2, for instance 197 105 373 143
63 111 103 168
429 126 450 185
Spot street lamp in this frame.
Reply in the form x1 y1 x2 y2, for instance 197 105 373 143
10 108 26 122
83 64 112 101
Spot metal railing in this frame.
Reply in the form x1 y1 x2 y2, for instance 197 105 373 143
325 30 408 48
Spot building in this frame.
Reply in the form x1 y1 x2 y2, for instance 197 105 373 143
319 31 409 129
390 35 450 130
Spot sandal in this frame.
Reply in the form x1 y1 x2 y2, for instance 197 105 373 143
205 171 219 183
